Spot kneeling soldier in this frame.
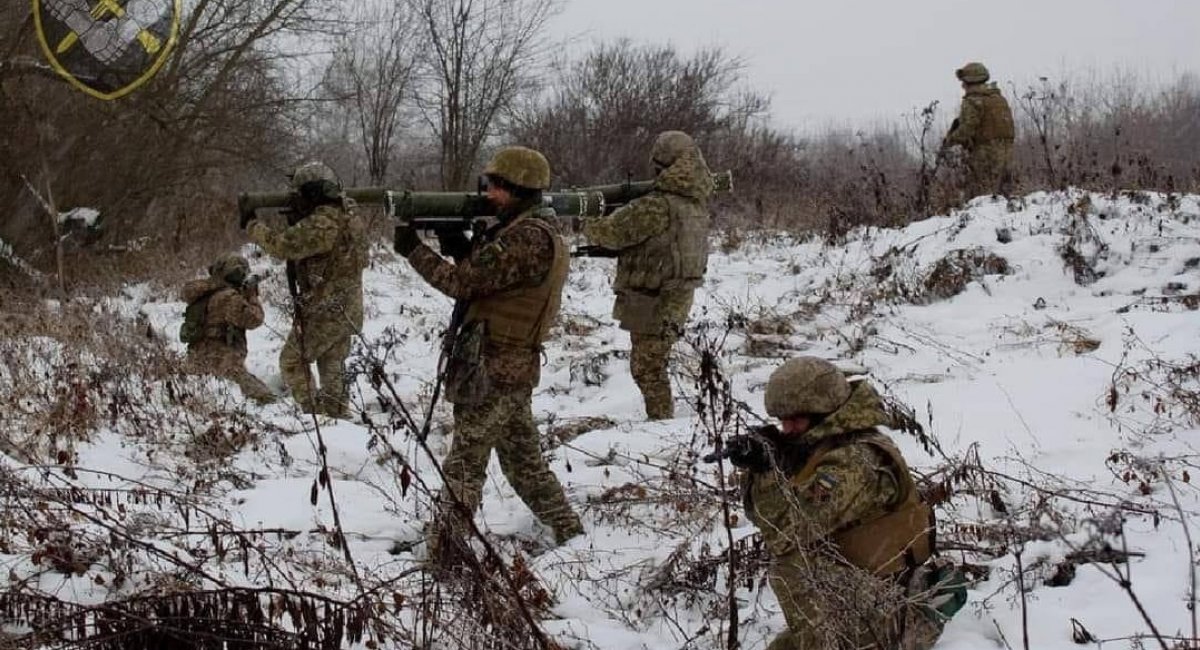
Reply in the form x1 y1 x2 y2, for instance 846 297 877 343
734 356 957 649
179 254 275 403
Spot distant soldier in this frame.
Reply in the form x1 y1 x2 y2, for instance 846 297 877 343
246 162 368 418
942 61 1016 198
727 357 963 650
179 253 275 403
393 146 583 559
582 131 713 420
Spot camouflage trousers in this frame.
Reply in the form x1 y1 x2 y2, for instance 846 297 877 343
965 143 1014 199
427 387 582 559
766 554 942 650
630 332 677 421
280 317 354 417
186 346 276 404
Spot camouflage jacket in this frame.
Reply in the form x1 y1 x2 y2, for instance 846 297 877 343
583 148 713 333
405 206 564 389
180 277 263 358
944 83 1015 151
248 203 367 329
743 382 906 559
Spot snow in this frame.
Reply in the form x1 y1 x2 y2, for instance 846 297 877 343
7 188 1200 648
58 206 100 227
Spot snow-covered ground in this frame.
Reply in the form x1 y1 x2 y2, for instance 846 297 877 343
5 188 1200 648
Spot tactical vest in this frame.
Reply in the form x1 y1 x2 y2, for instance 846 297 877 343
968 87 1015 146
464 215 568 350
181 288 246 349
794 432 933 576
295 202 368 312
614 192 710 293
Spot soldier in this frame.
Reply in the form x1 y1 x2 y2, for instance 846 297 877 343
581 131 714 420
180 254 276 403
942 61 1016 199
246 162 368 418
393 146 583 559
731 357 958 650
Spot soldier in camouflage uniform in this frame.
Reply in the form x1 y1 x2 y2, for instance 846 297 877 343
943 61 1016 198
739 357 948 650
394 146 583 559
247 162 368 418
180 254 276 403
582 131 714 420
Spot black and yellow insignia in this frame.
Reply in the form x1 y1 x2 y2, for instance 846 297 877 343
33 0 180 100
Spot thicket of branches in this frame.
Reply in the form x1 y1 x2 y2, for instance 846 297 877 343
2 0 1198 292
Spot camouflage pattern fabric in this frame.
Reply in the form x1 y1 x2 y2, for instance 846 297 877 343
405 207 560 388
248 203 367 416
630 331 677 420
768 556 941 650
943 83 1015 198
426 388 582 557
744 381 943 650
403 206 582 558
583 139 712 420
180 277 275 404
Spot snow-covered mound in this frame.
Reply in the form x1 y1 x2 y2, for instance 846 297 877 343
4 189 1200 649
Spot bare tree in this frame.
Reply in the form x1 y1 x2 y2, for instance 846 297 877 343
0 0 338 282
410 0 558 190
509 40 766 186
326 0 420 185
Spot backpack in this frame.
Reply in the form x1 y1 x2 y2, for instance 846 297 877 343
179 290 217 344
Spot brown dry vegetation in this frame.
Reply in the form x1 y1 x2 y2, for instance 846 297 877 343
1 5 1197 294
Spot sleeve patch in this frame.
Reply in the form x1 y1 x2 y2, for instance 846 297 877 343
476 242 505 267
809 471 839 502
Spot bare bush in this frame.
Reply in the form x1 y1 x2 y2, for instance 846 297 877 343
411 0 559 191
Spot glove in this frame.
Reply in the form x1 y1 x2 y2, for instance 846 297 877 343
701 425 780 472
393 224 420 256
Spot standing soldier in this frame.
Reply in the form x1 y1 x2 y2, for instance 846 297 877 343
581 131 713 420
723 356 961 649
246 162 368 418
393 146 583 560
179 253 276 403
942 61 1016 198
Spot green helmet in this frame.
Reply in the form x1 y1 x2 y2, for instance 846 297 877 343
764 356 851 419
651 130 695 168
955 62 990 84
289 161 342 202
208 253 250 286
483 146 551 191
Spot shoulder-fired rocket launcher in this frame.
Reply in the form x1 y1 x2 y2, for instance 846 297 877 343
236 170 732 231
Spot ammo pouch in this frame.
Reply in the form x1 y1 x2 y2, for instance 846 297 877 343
444 320 491 405
906 556 968 624
616 289 664 334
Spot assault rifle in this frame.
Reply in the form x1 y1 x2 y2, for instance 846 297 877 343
701 424 782 472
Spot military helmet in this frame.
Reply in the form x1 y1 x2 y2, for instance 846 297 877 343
764 356 852 419
651 130 695 168
483 146 551 191
955 62 990 84
209 253 250 286
288 161 342 203
289 161 340 190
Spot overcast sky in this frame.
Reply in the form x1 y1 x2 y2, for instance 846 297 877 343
552 0 1200 132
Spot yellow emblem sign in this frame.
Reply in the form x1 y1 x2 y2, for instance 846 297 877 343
33 0 180 101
